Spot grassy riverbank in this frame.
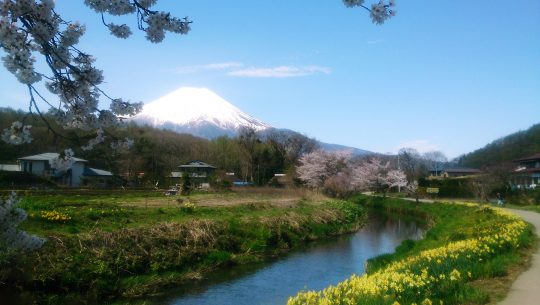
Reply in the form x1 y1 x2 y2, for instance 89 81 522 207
287 196 536 305
0 189 366 305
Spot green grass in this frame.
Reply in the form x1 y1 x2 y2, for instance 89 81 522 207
6 192 535 305
504 203 540 213
15 188 324 234
351 195 535 305
1 189 366 305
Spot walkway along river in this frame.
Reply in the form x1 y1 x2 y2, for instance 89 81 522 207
156 212 425 305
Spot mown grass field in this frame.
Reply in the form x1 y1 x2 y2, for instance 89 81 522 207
0 188 365 305
287 195 537 305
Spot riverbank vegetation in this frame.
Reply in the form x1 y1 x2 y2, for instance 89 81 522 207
0 188 366 305
287 196 536 305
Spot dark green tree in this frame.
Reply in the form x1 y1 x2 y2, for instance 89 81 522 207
181 172 192 196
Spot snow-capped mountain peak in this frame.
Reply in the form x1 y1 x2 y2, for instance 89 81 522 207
132 87 270 138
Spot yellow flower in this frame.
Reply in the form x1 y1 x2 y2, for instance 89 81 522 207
450 269 460 281
421 298 433 305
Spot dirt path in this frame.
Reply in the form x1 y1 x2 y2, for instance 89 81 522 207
498 208 540 305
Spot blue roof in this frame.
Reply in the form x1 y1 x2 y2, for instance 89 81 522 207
83 167 113 177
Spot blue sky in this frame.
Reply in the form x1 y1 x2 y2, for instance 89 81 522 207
1 1 539 158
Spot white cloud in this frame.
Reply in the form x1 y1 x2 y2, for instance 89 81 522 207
395 140 440 154
202 62 244 70
174 62 331 78
228 65 331 78
175 62 244 74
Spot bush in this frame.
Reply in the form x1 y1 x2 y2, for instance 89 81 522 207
0 171 56 189
505 188 540 205
419 178 474 198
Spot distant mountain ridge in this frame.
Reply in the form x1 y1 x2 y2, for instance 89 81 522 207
457 123 540 168
132 87 372 156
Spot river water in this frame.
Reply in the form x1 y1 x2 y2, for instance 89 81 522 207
158 212 424 305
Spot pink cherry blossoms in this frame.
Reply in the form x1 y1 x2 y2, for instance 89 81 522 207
297 151 411 196
297 150 351 189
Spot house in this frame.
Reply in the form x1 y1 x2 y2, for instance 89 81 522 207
18 152 112 187
170 160 216 188
442 167 482 178
430 167 482 178
513 152 540 189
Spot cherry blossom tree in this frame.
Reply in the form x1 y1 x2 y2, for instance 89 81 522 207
343 0 396 24
0 0 193 150
351 157 388 193
352 157 407 197
296 150 350 189
323 170 355 198
406 180 420 203
387 168 408 190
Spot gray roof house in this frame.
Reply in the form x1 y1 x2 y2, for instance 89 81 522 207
18 153 112 187
171 160 217 187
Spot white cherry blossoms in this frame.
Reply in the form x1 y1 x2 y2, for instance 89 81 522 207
108 23 132 39
370 0 396 25
1 192 46 254
343 0 396 25
343 0 366 7
0 0 188 150
49 148 76 172
1 121 32 145
84 0 191 43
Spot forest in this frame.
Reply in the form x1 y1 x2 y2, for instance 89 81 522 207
458 123 540 168
0 108 318 186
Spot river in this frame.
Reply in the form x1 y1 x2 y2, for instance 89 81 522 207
154 212 424 305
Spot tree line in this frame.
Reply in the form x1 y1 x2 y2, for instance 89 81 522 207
457 123 540 168
0 108 317 187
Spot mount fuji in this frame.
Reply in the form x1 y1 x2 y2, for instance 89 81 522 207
132 87 371 155
132 87 270 139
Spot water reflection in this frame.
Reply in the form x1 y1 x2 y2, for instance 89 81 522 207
159 212 423 305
